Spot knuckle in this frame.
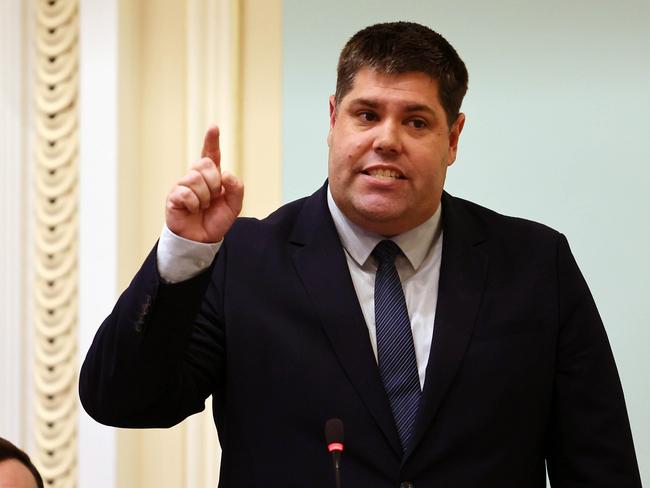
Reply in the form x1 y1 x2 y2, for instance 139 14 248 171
178 185 192 197
169 186 185 200
180 170 203 187
193 157 214 171
180 186 199 203
188 169 203 183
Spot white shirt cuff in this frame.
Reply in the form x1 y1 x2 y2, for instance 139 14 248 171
156 225 222 283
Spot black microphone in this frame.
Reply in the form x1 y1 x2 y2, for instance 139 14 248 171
325 418 344 488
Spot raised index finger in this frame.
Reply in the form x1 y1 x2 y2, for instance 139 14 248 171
201 125 221 167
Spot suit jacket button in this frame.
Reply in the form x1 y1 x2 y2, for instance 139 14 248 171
400 482 415 488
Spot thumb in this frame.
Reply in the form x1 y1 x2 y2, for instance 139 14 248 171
221 171 244 216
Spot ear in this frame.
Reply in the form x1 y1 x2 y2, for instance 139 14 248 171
447 113 466 166
327 95 337 147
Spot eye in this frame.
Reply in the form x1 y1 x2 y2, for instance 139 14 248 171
358 111 378 122
407 118 427 129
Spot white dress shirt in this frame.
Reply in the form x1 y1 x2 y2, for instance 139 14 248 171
157 189 443 388
326 189 443 389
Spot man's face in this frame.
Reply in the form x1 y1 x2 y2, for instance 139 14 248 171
0 459 38 488
327 68 465 236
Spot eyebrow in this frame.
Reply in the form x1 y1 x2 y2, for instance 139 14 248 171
348 98 438 119
348 97 380 108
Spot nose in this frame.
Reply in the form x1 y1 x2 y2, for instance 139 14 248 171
372 120 402 156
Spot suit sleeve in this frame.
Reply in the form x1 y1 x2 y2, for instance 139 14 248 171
79 243 227 428
546 234 641 487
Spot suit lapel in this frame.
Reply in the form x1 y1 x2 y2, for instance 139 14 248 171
289 185 402 456
406 192 489 459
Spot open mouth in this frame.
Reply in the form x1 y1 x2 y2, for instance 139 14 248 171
363 168 405 180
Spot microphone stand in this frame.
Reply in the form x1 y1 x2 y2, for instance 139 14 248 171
325 418 344 488
332 449 342 488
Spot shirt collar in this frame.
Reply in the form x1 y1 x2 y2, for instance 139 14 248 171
327 187 442 270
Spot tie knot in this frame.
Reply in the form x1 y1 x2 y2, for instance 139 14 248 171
372 240 402 265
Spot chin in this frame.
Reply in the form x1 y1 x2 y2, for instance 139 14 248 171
353 201 401 221
352 207 406 235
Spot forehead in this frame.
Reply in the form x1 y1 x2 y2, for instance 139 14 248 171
0 459 37 488
342 68 442 108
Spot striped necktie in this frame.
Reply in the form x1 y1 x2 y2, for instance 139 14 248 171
372 239 421 453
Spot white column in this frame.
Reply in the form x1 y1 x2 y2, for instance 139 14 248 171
184 1 240 485
78 0 118 487
186 0 240 172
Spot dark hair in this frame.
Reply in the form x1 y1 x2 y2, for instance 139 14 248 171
0 437 44 488
335 21 468 127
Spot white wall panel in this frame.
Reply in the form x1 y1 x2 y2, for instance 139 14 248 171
78 0 118 487
0 0 28 449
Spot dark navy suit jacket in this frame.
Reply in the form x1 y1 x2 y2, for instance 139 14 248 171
80 184 641 487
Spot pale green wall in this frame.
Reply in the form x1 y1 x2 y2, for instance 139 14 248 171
283 0 650 482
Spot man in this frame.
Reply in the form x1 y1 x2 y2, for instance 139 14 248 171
0 438 44 488
80 22 641 487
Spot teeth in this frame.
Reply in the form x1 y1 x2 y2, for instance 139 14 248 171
368 169 401 179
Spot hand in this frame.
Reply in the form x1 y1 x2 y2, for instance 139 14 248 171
166 126 244 242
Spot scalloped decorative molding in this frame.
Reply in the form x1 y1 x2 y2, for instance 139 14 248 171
33 0 79 485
